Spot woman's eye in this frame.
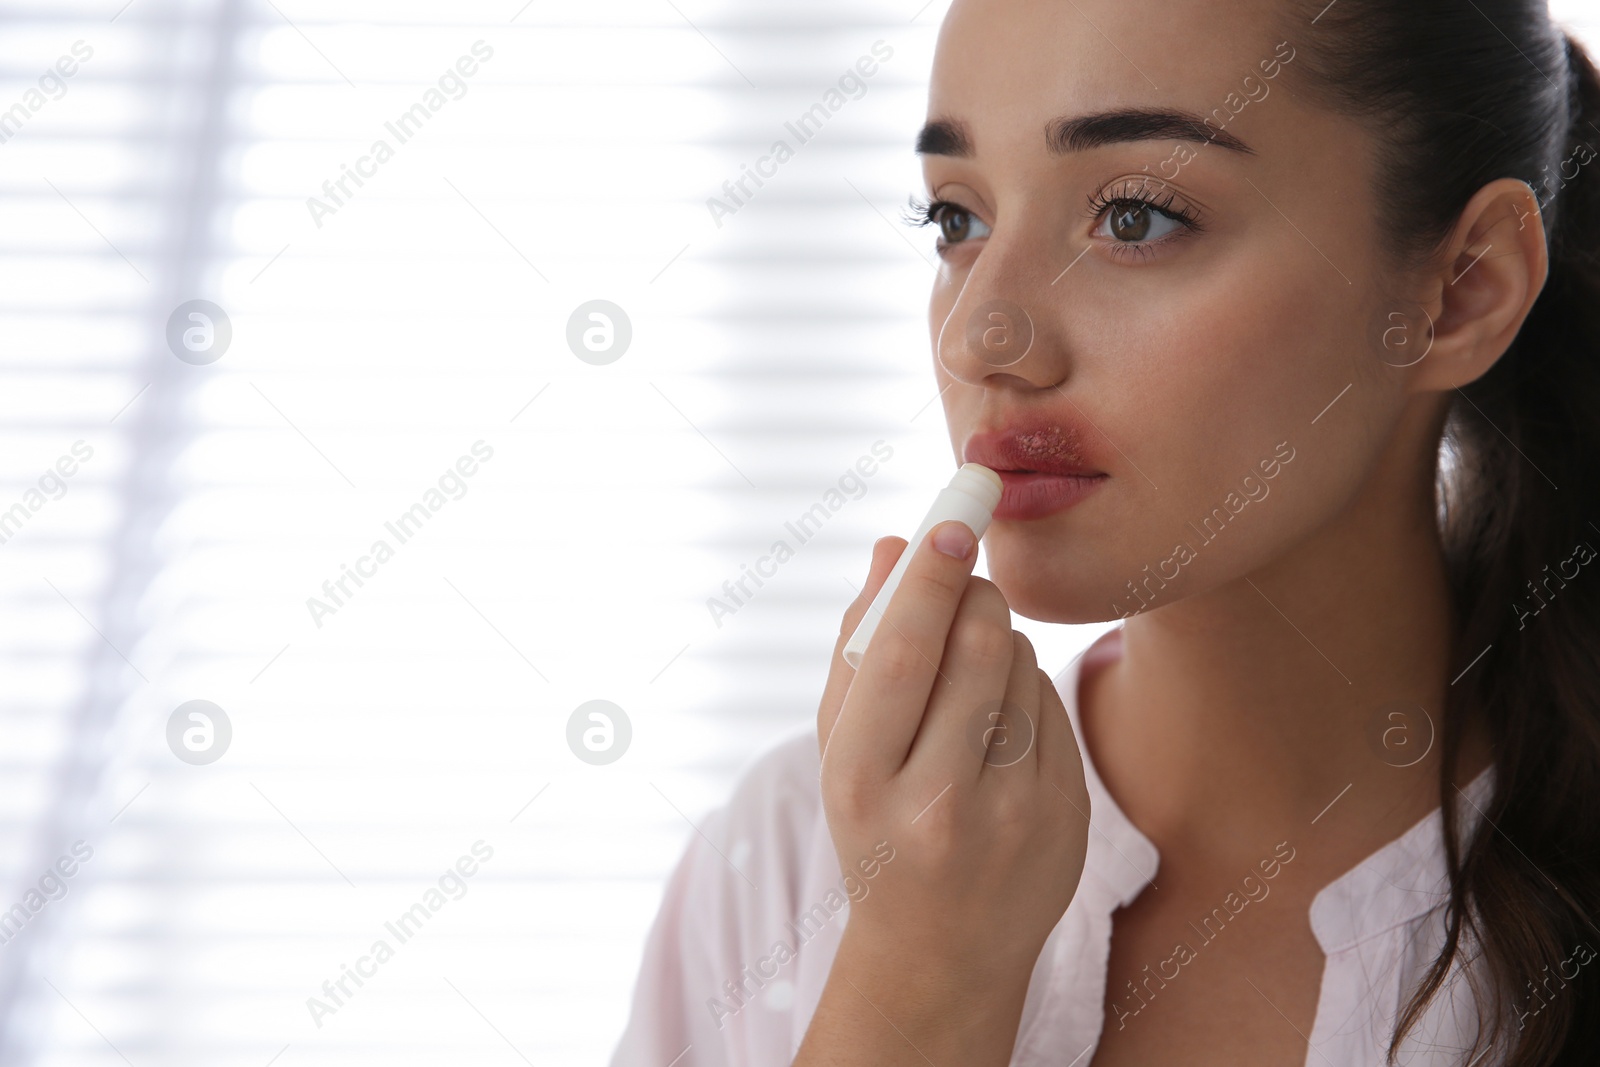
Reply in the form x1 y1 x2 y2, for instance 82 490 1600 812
1095 199 1185 244
935 205 991 245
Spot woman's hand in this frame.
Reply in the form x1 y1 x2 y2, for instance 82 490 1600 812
794 521 1091 1067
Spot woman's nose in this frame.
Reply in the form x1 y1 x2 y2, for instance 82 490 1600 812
936 239 1072 389
945 297 1035 370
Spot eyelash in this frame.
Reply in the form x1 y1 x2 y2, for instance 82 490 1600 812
903 181 1204 263
902 195 956 234
1083 179 1205 262
904 195 968 235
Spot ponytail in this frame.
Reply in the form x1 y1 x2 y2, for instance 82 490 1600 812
1418 28 1600 1067
1281 3 1600 1062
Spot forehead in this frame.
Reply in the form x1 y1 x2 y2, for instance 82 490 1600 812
928 0 1298 153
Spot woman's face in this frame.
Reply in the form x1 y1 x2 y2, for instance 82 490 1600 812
925 0 1426 623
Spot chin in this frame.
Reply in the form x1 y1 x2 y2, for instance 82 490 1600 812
985 546 1125 625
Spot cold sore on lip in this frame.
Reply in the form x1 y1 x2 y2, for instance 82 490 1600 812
966 423 1108 521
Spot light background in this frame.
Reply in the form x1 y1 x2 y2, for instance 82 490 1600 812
1 1 1596 1065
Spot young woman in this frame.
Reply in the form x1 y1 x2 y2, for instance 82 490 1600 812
611 0 1600 1062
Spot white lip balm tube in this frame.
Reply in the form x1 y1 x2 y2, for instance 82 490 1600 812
842 462 1004 669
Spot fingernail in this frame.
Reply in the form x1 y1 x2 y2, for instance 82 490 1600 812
931 521 975 560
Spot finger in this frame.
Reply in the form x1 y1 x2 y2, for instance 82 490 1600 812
1035 665 1089 808
977 629 1041 781
903 579 1018 785
829 519 984 782
818 536 905 763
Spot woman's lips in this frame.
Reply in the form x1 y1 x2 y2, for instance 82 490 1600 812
962 419 1108 518
992 470 1108 521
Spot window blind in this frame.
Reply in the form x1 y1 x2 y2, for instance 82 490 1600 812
0 1 1125 1063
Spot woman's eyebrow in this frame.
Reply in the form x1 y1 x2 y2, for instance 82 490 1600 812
917 107 1255 157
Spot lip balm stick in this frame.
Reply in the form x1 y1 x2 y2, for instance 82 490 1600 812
842 463 1004 669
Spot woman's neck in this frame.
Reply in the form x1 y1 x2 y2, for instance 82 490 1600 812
1080 417 1496 880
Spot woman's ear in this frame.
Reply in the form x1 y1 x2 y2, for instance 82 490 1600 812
1408 177 1550 393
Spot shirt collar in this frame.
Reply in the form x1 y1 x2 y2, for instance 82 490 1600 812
1052 625 1499 949
1308 761 1496 954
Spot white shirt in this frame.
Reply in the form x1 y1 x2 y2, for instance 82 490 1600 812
609 627 1500 1066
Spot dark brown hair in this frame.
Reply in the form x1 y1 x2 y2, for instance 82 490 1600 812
1277 1 1600 1062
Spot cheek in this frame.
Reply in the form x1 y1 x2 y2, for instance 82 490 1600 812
1102 238 1356 460
1068 270 1310 548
